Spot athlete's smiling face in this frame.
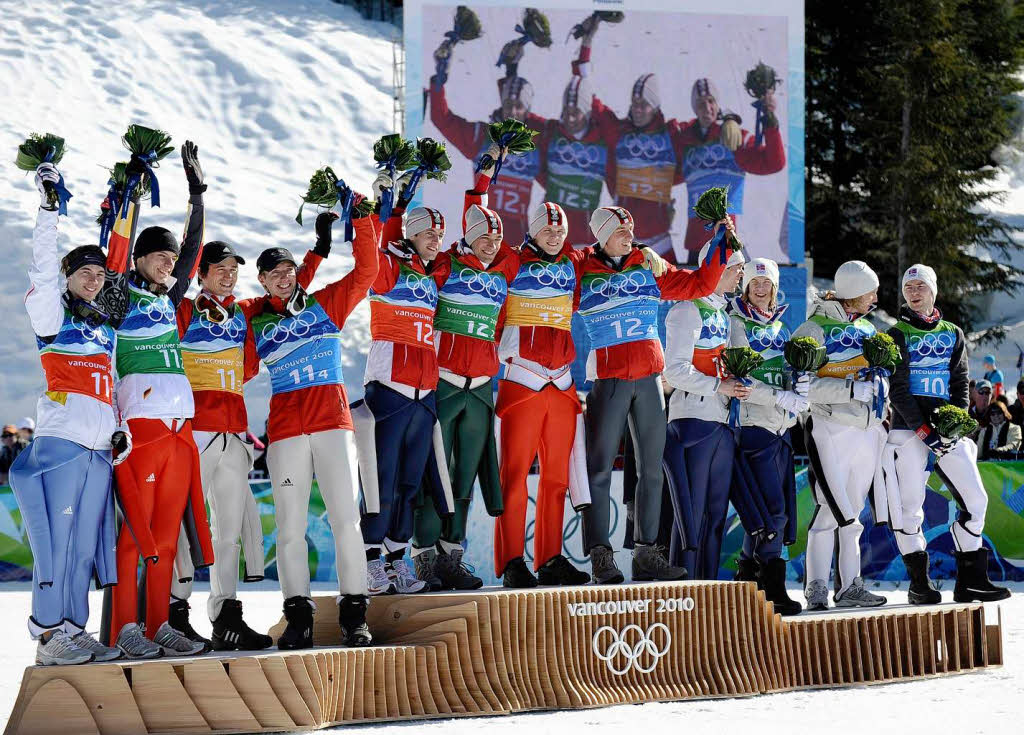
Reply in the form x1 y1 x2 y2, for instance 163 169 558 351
67 264 105 302
561 105 588 135
259 262 298 301
696 94 720 128
470 232 502 265
745 276 775 311
136 250 177 285
410 228 442 262
603 225 634 257
201 259 239 299
502 97 529 122
629 96 656 128
903 279 935 315
535 224 567 255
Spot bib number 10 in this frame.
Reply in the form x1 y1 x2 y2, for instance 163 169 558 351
919 376 947 396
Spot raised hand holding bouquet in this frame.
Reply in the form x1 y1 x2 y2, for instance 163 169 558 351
16 133 72 214
721 346 764 428
568 10 624 41
693 186 743 265
119 124 174 214
401 137 451 208
295 165 372 242
743 61 782 145
373 134 417 222
859 333 902 419
433 6 482 84
481 118 539 184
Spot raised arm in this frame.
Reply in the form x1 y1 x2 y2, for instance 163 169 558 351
655 249 727 301
168 142 207 306
733 125 786 175
429 70 488 162
25 201 64 338
315 214 381 327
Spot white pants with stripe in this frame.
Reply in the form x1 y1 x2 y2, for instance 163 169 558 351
806 420 886 595
883 430 987 554
267 429 367 600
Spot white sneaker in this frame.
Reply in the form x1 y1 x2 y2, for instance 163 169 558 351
72 631 122 662
388 558 428 594
805 579 829 611
116 623 163 659
367 558 396 596
35 631 93 666
153 622 206 656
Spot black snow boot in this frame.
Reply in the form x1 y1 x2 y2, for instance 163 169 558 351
501 557 538 589
953 549 1011 603
435 547 484 590
277 596 314 650
412 548 445 591
903 551 941 605
734 557 761 587
211 599 273 651
537 554 591 586
169 598 212 652
338 595 372 647
757 558 802 616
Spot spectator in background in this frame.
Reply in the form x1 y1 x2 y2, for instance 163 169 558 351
982 355 1004 399
16 417 35 444
969 379 993 436
978 402 1021 460
1 424 28 485
1009 380 1024 427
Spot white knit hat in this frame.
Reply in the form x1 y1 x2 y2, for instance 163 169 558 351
589 206 634 247
698 240 746 268
528 201 567 238
498 76 534 109
902 263 938 299
691 77 719 112
563 75 593 113
405 207 445 239
631 74 660 108
834 260 879 300
464 204 502 245
743 258 779 290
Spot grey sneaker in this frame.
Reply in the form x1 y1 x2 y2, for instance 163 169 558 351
116 623 163 660
834 577 886 608
591 545 625 584
153 622 206 656
388 558 428 594
413 549 445 591
72 631 122 662
35 631 93 666
632 544 687 582
436 548 484 590
804 579 829 611
367 558 396 596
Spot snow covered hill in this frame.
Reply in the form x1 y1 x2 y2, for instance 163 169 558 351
0 0 398 430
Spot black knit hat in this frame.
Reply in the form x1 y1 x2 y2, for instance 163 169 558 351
61 245 107 276
133 226 179 260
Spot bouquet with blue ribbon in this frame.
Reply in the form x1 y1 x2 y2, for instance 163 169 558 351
783 336 827 418
400 137 452 207
96 161 151 248
496 8 552 74
433 6 482 85
743 62 781 146
16 133 72 215
295 166 372 241
479 119 539 184
373 134 418 223
692 186 743 265
120 125 174 217
721 347 764 428
859 333 902 419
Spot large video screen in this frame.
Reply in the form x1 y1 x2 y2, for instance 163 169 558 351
404 0 804 266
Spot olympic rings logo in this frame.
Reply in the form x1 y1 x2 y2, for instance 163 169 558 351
140 298 175 323
459 269 505 300
498 150 536 175
684 143 731 169
827 325 866 349
260 309 318 345
908 332 955 357
749 325 786 352
703 311 729 338
526 262 574 289
592 623 672 676
201 315 244 340
553 139 603 168
70 317 111 347
620 133 670 160
588 272 651 299
401 275 438 305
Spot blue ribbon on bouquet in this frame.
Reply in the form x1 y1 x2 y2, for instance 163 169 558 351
43 147 73 216
334 179 355 243
857 367 891 419
751 98 766 146
728 377 752 429
119 151 160 218
97 178 121 249
702 221 729 266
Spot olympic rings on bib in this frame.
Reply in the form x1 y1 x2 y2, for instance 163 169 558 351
459 269 505 300
260 309 318 345
828 324 865 348
908 331 956 358
140 298 175 323
201 313 244 340
620 132 671 161
684 143 734 170
592 623 671 676
70 316 112 347
553 138 604 169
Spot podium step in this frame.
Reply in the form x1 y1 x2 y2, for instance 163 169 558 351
4 582 1003 734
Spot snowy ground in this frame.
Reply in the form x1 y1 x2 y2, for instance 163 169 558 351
0 582 1019 735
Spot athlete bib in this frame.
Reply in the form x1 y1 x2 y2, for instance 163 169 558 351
578 266 660 349
369 263 438 348
812 315 875 379
252 298 345 395
547 135 608 214
180 305 248 395
692 298 730 377
434 255 507 342
893 321 957 400
505 257 575 331
37 308 116 404
478 139 540 218
735 315 789 389
615 130 676 204
682 142 746 215
115 284 186 377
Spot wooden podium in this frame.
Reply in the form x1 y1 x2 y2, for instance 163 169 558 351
4 582 1004 734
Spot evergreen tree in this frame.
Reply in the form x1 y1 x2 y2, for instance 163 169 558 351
806 0 1024 338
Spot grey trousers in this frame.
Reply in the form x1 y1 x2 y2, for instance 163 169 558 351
582 375 667 552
